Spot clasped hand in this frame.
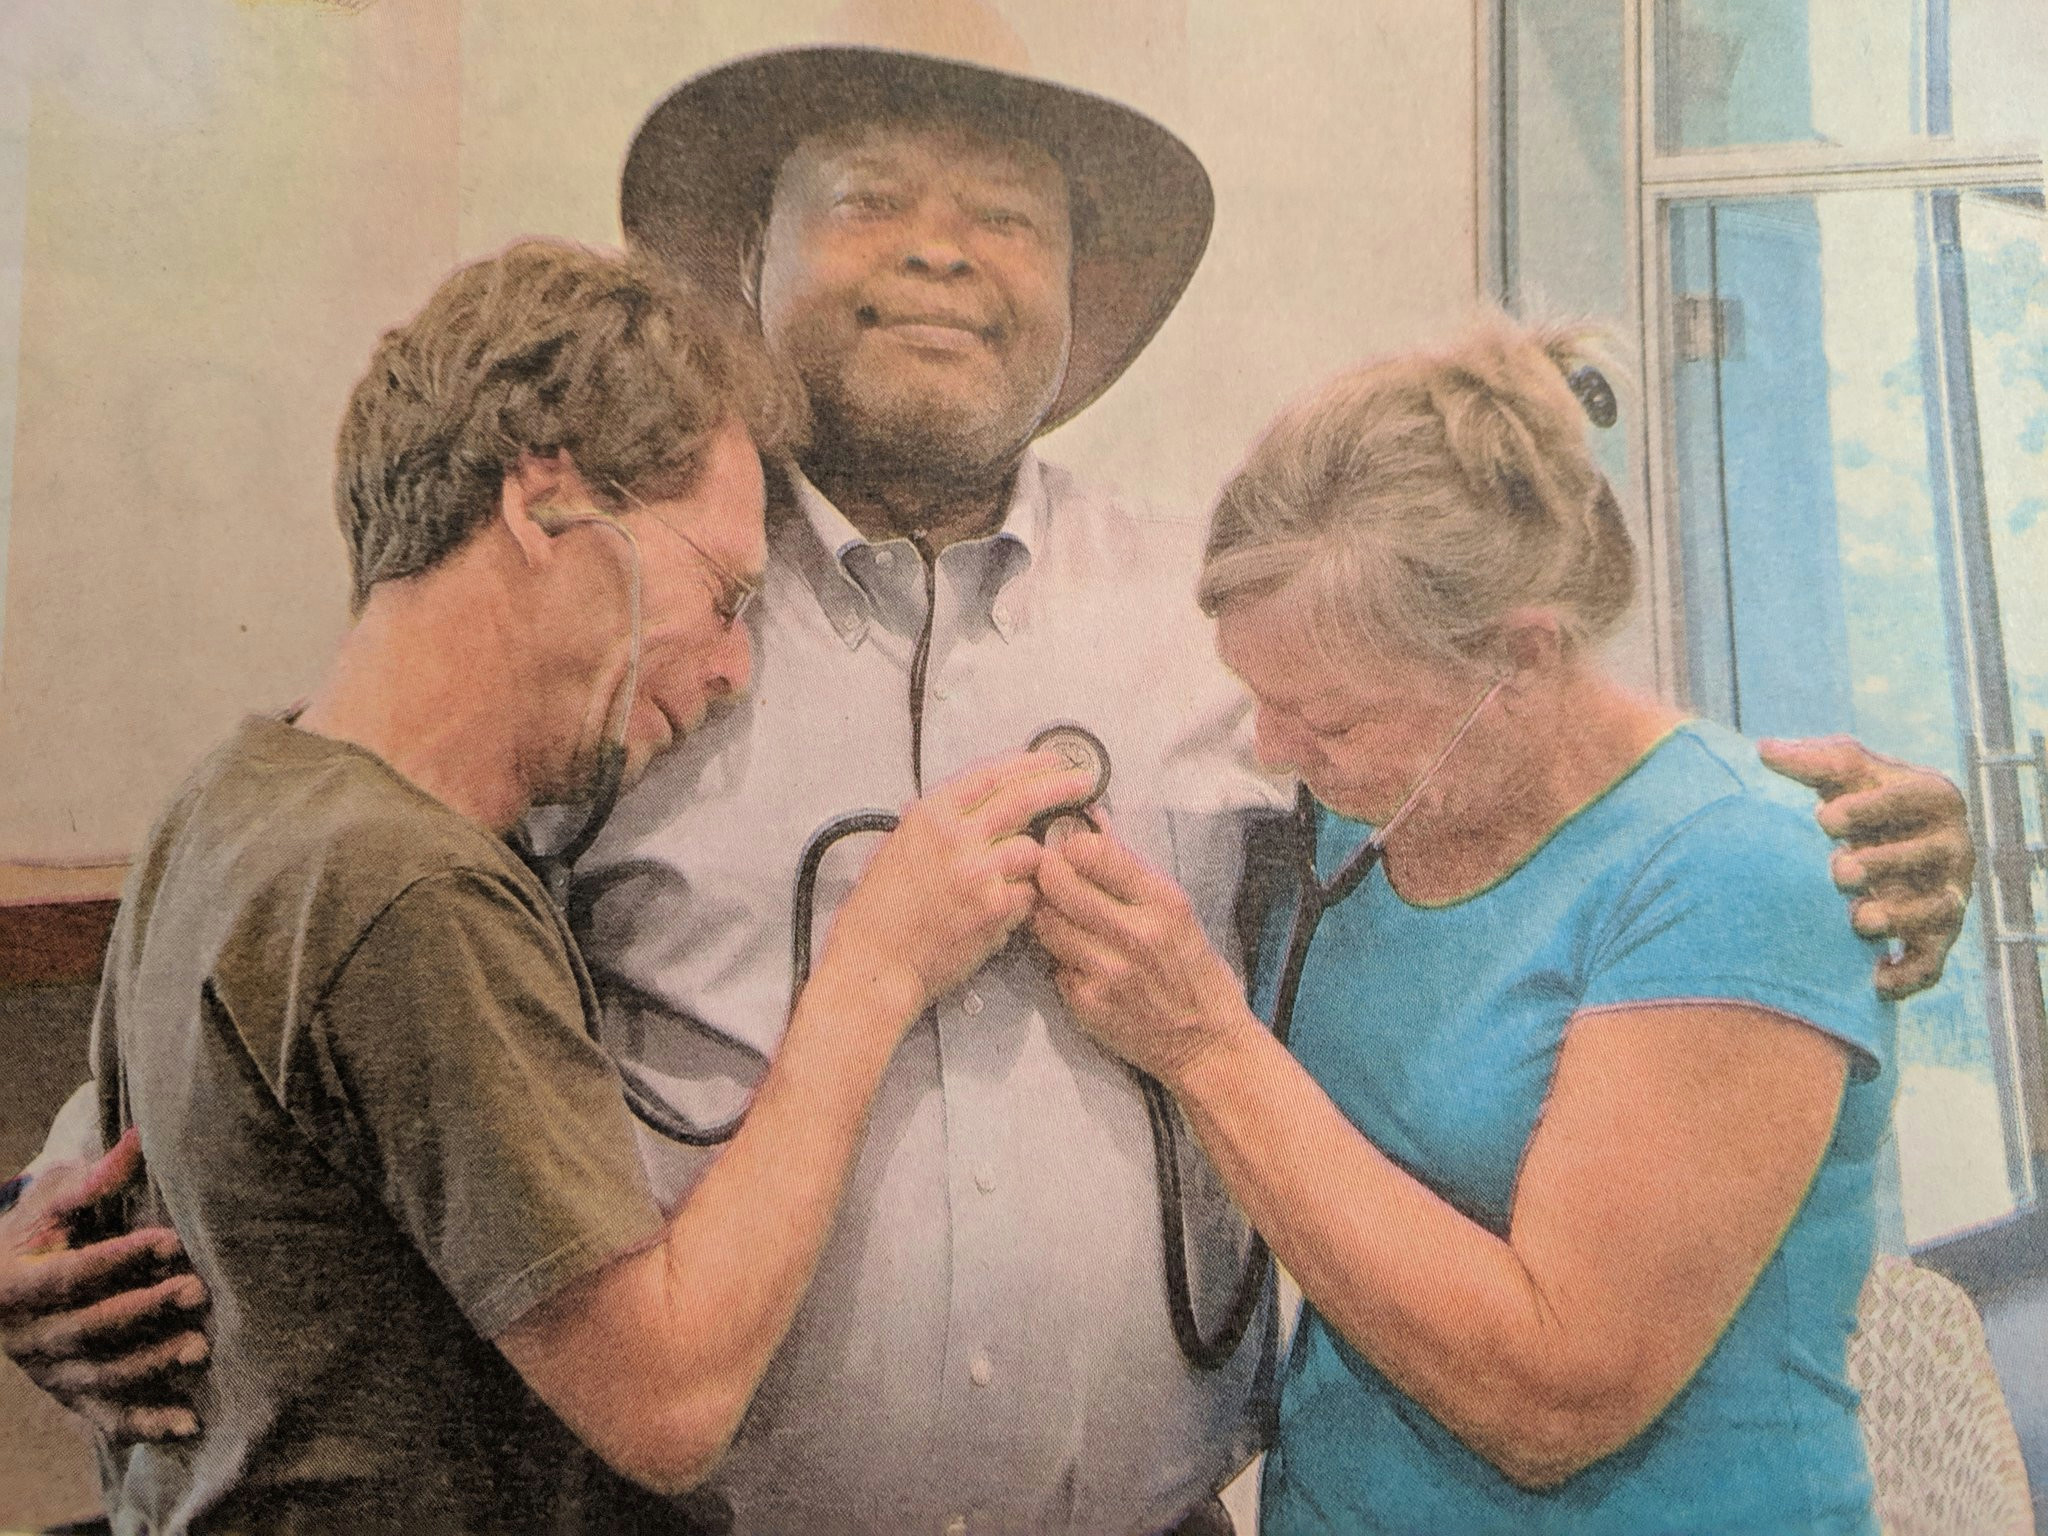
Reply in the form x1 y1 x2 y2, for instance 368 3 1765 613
824 750 1099 1012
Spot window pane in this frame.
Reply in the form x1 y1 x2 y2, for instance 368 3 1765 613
1499 0 1656 689
1949 2 2048 143
1667 187 2040 1244
1655 0 2045 153
1502 0 1627 320
1657 0 1927 152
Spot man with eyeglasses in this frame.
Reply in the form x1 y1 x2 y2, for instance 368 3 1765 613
25 240 1095 1535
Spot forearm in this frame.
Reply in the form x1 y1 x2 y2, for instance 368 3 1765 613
531 750 1084 1488
1171 1022 1631 1486
518 955 922 1491
644 959 919 1435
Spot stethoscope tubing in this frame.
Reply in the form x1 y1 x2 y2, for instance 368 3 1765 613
595 681 1502 1372
1139 784 1394 1373
1147 674 1507 1367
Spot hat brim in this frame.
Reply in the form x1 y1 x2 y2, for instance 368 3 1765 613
620 46 1214 434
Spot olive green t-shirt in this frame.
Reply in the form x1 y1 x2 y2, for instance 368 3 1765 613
91 716 675 1534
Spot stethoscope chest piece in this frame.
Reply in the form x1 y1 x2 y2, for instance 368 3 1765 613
1026 722 1112 844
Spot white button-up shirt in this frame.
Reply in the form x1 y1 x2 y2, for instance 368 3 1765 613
570 451 1288 1534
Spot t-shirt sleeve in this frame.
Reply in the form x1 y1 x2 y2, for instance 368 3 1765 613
309 868 665 1338
1580 792 1893 1082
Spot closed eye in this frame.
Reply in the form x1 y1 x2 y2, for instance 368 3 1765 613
837 189 904 217
978 205 1036 232
1302 711 1375 742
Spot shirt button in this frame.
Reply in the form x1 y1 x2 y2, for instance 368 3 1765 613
875 548 897 568
974 1163 996 1194
945 1519 967 1536
969 1354 993 1387
992 602 1012 627
961 990 983 1016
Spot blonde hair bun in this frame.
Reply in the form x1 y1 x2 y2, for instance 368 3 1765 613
1199 311 1636 670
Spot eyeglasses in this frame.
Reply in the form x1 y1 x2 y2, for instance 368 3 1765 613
665 522 758 631
612 483 759 632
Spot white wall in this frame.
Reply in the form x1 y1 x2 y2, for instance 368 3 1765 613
0 0 462 861
0 0 1481 862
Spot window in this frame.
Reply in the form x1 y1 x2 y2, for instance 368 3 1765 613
1488 0 2048 1256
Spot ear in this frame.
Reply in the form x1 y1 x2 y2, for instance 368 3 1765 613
498 450 581 566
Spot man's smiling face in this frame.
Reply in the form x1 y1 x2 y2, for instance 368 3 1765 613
755 119 1074 478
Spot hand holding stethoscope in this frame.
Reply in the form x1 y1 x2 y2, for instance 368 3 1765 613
813 749 1104 1011
1032 676 1508 1368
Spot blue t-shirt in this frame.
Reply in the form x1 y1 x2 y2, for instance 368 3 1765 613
1259 721 1894 1536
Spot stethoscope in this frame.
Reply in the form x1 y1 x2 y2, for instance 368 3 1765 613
528 507 643 898
526 508 1509 1373
1154 673 1508 1369
609 723 1116 1148
591 674 1502 1374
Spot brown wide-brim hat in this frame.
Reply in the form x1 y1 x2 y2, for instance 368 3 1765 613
620 45 1214 433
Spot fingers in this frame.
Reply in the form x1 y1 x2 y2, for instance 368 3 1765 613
0 1225 188 1317
1831 835 1970 896
1875 938 1948 1001
1761 741 1975 895
1034 841 1135 932
990 834 1044 885
969 763 1099 841
1770 745 1976 981
928 753 1035 814
1031 904 1119 974
1850 884 1970 947
7 1268 207 1366
40 1326 208 1398
70 1394 201 1444
1756 734 1888 798
933 749 1077 812
1850 876 1966 1000
1049 824 1176 909
1032 908 1134 1040
1816 775 1971 847
921 751 1097 841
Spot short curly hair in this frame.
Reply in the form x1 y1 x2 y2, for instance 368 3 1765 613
335 240 804 610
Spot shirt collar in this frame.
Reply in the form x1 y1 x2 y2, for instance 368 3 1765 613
777 453 1046 646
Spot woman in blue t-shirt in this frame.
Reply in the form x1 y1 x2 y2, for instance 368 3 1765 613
1031 316 1895 1533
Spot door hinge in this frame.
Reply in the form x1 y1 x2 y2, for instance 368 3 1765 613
1674 294 1744 363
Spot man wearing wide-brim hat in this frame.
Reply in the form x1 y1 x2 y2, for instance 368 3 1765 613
590 37 1282 1536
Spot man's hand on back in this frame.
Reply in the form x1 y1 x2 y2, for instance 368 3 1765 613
1759 734 1977 1000
0 1127 209 1442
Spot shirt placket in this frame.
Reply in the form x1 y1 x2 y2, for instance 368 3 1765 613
915 545 1035 1534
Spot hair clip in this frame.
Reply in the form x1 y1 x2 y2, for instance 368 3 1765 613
1567 365 1618 429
